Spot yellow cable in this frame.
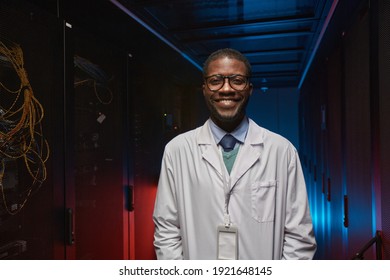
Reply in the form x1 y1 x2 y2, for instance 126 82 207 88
0 40 49 215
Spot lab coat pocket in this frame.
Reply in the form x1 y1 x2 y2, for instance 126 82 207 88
251 180 277 223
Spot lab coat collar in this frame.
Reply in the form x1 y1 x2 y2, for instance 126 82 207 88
197 119 223 176
197 119 215 145
197 118 265 145
197 118 265 182
230 119 264 186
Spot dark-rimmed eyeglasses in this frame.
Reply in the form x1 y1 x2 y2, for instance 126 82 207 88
204 74 249 92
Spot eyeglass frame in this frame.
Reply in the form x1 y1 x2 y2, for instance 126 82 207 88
204 74 250 92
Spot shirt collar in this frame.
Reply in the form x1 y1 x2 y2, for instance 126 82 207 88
209 117 249 145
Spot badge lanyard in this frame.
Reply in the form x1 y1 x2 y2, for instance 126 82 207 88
217 146 239 260
218 146 234 228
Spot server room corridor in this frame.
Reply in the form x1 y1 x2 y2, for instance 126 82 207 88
0 0 389 260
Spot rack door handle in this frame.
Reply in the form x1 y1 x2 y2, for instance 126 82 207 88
66 208 75 245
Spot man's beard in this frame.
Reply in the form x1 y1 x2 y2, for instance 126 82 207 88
206 95 249 126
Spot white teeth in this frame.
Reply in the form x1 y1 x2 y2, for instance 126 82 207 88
219 100 234 105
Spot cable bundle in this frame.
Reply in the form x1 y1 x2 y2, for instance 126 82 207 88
74 55 113 105
0 40 49 215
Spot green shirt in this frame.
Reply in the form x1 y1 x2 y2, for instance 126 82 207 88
222 146 240 174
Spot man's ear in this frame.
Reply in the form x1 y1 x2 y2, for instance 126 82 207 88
249 83 253 96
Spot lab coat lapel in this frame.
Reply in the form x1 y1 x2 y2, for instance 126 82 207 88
230 120 264 187
197 120 223 176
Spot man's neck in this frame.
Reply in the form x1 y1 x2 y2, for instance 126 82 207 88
211 116 245 133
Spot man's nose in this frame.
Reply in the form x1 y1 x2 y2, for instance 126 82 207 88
220 77 234 92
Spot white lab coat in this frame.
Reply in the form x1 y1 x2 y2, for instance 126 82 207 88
153 118 316 259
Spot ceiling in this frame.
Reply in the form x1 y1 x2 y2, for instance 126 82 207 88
110 0 338 90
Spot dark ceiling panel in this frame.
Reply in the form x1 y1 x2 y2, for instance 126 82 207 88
111 0 336 89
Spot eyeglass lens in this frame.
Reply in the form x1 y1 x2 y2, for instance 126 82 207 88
206 75 248 91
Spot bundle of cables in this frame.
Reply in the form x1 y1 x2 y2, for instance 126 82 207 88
74 55 113 105
0 39 49 215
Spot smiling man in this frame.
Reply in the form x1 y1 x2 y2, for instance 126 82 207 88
153 48 316 260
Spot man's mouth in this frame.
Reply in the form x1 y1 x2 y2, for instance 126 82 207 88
219 99 235 105
214 98 241 107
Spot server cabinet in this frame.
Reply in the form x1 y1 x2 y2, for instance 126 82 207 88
0 1 65 259
65 25 133 260
0 1 134 259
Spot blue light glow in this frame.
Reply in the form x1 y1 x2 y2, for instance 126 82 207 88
298 0 339 89
110 0 202 72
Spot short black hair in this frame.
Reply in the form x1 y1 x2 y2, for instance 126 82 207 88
203 48 252 77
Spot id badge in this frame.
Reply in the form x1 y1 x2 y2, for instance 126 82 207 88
217 225 238 260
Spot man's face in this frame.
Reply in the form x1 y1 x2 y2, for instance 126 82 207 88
203 57 252 131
